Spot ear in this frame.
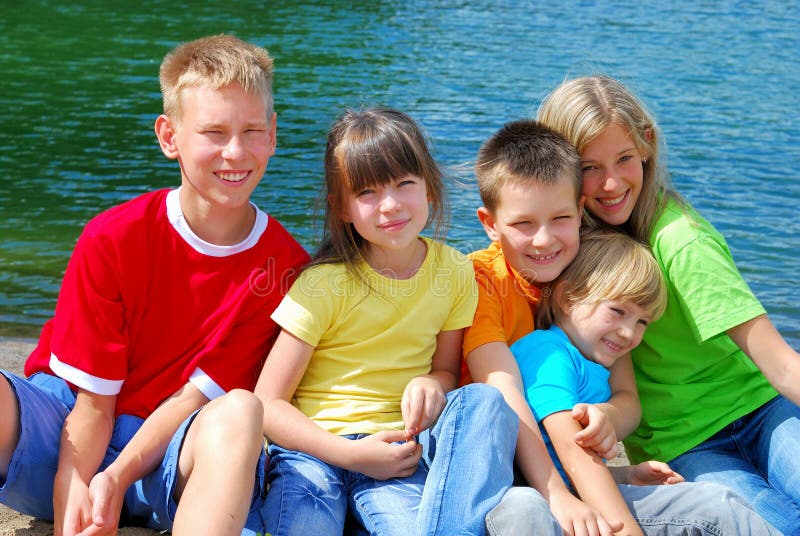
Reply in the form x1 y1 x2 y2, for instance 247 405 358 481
477 207 500 242
577 195 586 217
268 112 278 156
552 281 571 317
155 114 179 160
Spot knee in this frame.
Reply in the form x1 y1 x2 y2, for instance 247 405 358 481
196 390 263 445
461 383 516 426
485 487 560 536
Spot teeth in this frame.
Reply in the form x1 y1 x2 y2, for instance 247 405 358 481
218 171 247 182
532 252 557 261
599 193 626 206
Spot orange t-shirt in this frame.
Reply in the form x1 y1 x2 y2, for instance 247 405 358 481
461 242 542 385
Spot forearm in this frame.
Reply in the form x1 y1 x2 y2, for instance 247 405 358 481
263 399 354 468
604 355 641 439
103 383 208 489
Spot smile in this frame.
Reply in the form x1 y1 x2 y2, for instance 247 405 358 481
527 251 559 264
379 219 410 231
597 190 628 208
602 337 625 353
216 171 249 183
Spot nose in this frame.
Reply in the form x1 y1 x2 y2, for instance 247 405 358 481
602 174 621 192
379 190 400 212
531 225 553 249
222 135 245 160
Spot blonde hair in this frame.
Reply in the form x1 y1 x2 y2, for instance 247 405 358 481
537 229 667 329
313 107 447 270
476 119 581 213
159 34 274 121
537 75 682 243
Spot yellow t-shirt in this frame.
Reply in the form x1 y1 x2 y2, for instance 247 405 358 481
461 242 542 385
271 238 478 435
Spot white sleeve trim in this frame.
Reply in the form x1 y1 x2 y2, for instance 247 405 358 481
189 367 226 401
49 353 124 396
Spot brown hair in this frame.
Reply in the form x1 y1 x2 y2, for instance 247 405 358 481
313 107 447 270
476 119 581 213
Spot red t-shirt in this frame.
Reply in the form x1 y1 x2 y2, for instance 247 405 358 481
26 189 309 417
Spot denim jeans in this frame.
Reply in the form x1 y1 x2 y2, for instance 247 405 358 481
668 395 800 535
621 481 780 535
261 383 516 535
485 486 561 536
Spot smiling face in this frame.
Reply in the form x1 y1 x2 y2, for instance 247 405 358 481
478 178 583 285
156 83 276 218
579 122 647 227
344 175 429 271
559 299 652 368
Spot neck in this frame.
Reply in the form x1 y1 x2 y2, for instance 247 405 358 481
365 238 427 279
178 189 255 246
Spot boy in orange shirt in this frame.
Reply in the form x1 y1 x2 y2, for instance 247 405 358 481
467 120 639 535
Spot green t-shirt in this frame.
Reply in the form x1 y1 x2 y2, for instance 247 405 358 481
271 238 478 436
623 198 778 464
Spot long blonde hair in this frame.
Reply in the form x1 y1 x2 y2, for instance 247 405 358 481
537 75 683 243
537 229 667 330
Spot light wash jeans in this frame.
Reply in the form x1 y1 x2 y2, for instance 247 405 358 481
669 395 800 535
260 383 516 535
485 482 779 535
621 481 780 535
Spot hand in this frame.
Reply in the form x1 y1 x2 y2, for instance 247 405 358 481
548 487 622 536
627 460 685 486
53 473 92 536
349 430 422 480
572 403 619 459
401 375 446 437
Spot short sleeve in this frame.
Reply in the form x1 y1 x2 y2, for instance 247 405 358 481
665 235 765 342
440 250 479 332
463 265 508 357
271 265 342 346
49 227 129 395
513 337 579 422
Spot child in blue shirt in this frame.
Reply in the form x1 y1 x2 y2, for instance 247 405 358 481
511 230 777 535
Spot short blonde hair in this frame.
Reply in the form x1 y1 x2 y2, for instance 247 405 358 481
476 119 581 213
537 229 667 329
159 34 273 121
537 75 682 242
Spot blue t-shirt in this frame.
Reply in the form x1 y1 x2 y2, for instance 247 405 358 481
511 325 611 484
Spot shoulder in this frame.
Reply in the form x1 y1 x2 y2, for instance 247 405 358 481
83 189 169 239
650 199 727 260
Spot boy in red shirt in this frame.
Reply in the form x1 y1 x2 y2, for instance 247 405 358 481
0 35 308 535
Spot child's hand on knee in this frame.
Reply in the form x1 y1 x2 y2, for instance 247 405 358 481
572 402 619 459
350 431 422 480
401 375 446 437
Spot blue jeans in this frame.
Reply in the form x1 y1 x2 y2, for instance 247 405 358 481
485 487 561 536
261 383 517 535
668 395 800 535
621 481 779 535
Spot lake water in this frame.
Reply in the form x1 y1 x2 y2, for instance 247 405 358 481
1 1 798 346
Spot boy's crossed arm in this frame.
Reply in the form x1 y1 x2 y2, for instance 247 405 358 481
55 383 210 536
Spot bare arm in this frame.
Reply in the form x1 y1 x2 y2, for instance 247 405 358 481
543 411 643 536
255 329 420 480
728 314 800 404
68 383 211 535
574 354 641 458
402 329 463 436
54 390 116 536
467 342 618 535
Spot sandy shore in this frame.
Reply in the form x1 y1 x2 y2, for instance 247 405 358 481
0 338 158 536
